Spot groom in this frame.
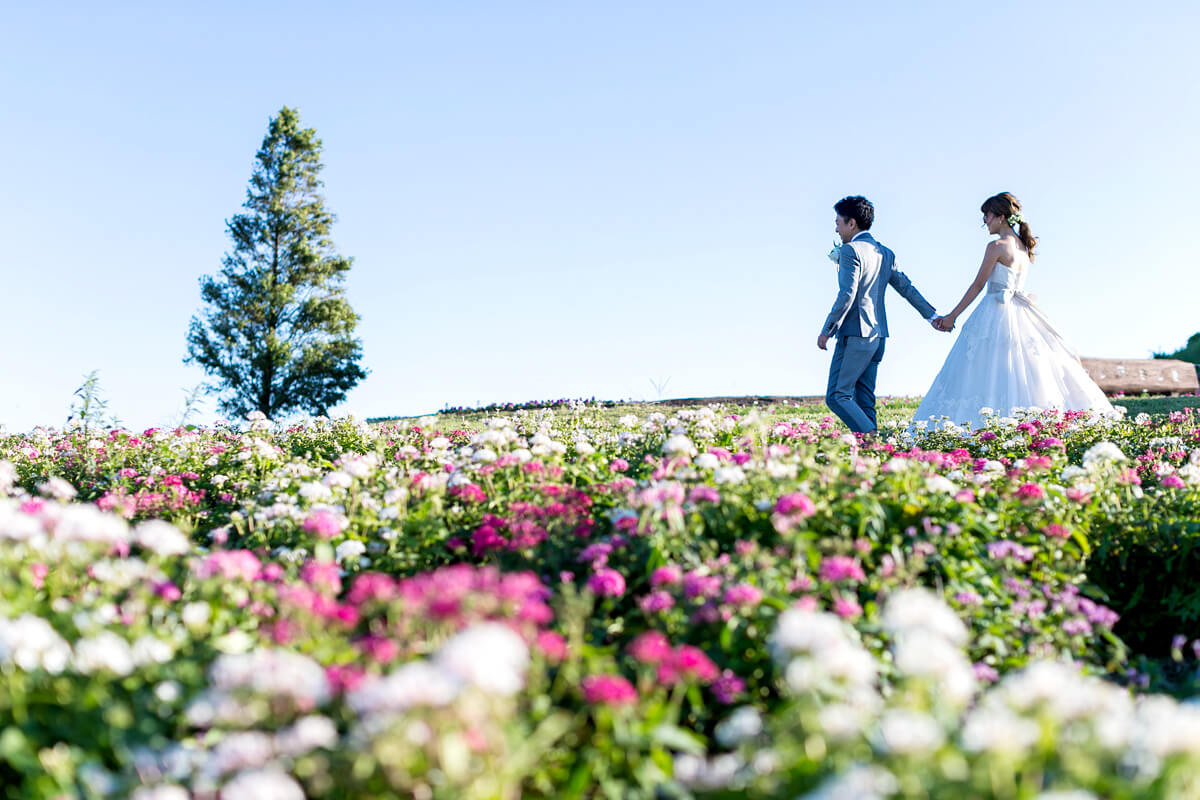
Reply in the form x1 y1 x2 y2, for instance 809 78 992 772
818 195 943 435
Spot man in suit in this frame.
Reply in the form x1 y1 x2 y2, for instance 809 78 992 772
818 195 943 435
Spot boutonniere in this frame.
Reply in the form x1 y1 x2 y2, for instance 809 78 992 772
827 239 842 263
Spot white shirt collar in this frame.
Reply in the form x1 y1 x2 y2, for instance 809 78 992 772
851 231 872 242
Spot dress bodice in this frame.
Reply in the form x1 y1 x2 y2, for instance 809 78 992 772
987 262 1028 295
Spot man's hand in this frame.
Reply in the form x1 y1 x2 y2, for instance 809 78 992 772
932 316 955 332
817 334 830 350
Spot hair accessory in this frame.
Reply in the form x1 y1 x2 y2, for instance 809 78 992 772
1007 213 1024 227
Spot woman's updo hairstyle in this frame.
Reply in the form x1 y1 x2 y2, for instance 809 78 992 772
981 192 1038 261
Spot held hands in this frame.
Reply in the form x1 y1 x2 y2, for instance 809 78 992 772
931 316 955 332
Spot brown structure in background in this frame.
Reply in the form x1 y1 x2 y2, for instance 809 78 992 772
1080 357 1200 395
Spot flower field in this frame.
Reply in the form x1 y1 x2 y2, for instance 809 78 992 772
3 400 1200 799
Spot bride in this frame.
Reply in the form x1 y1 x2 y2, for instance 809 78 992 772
913 192 1115 430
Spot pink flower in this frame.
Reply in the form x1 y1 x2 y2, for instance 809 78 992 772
629 631 673 664
723 583 763 607
650 565 682 587
819 555 866 583
682 572 722 599
671 645 719 683
1066 486 1092 504
954 489 976 503
1162 474 1186 489
639 591 675 613
793 595 819 612
153 580 182 601
357 635 399 663
774 492 816 517
581 674 638 706
194 550 262 582
301 560 343 595
609 458 629 472
973 663 999 683
29 563 48 589
833 595 862 620
1016 483 1045 501
536 631 568 663
588 568 626 597
302 511 344 540
1043 523 1071 539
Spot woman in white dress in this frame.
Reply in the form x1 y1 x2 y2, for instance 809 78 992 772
913 192 1114 430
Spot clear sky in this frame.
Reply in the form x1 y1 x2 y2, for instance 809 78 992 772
3 1 1198 432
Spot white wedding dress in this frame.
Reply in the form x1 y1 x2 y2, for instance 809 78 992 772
913 257 1115 430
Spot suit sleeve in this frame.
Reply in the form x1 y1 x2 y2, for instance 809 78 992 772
888 263 936 320
821 245 861 337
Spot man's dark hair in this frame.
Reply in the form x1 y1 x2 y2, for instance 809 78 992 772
834 196 874 231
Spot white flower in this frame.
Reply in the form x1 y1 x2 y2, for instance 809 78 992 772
132 636 175 666
0 461 16 494
882 588 967 646
74 631 136 676
130 786 190 800
274 715 338 756
181 602 212 630
925 475 957 494
713 466 747 485
1082 441 1126 470
961 704 1040 753
335 539 367 563
663 434 697 457
37 476 77 501
322 470 353 489
800 765 898 800
299 482 333 501
347 660 462 715
134 520 191 556
472 447 498 463
873 709 945 754
435 622 529 696
210 649 330 707
0 614 72 674
715 706 763 747
429 436 451 450
207 731 275 776
828 242 842 263
694 453 721 470
220 768 304 800
618 414 639 428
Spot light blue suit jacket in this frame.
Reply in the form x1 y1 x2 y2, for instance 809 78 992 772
821 232 935 339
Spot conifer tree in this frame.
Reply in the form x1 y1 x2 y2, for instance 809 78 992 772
186 106 366 418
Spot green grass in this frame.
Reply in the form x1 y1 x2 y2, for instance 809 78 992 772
371 394 1199 430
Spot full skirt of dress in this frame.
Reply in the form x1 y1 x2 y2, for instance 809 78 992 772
913 291 1115 430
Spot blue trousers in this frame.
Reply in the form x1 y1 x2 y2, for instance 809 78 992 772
825 336 886 433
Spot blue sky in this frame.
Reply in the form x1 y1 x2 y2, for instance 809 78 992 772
3 2 1198 432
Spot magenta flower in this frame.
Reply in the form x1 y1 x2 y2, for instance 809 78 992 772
723 583 763 607
671 645 719 683
639 591 675 613
609 458 629 472
1016 483 1045 501
302 511 345 540
774 492 816 517
819 555 866 583
1162 474 1186 489
629 631 673 664
581 674 638 707
833 595 862 620
536 631 568 663
650 565 682 587
682 572 722 599
588 568 627 597
301 560 343 595
1043 523 1071 539
711 669 746 704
